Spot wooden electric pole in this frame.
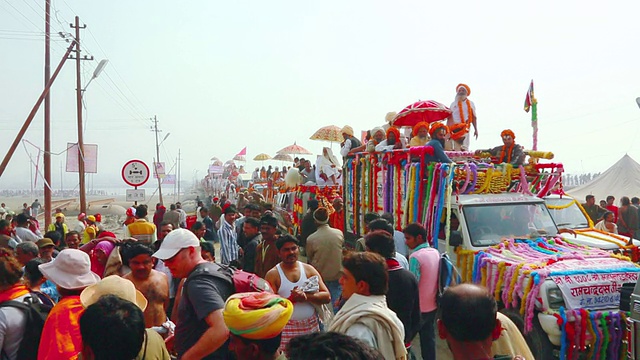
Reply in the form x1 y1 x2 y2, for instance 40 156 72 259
152 116 164 204
70 16 93 215
43 0 51 226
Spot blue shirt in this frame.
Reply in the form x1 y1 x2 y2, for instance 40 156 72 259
425 139 452 164
218 219 240 265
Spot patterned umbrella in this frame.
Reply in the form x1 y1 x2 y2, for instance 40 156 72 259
233 154 246 162
310 125 342 143
277 142 312 155
392 100 452 127
273 153 293 162
253 153 272 161
210 156 220 162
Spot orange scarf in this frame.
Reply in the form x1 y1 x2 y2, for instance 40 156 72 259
457 99 473 125
499 144 515 163
38 296 85 360
0 284 29 303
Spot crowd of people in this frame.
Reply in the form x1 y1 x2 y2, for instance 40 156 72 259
337 84 526 168
0 83 544 359
582 194 640 238
0 185 533 360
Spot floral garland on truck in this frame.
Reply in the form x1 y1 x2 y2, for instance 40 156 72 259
462 237 639 360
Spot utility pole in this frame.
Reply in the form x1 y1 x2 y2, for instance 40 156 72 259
0 41 76 178
43 0 51 227
70 16 92 215
152 116 164 204
177 148 181 202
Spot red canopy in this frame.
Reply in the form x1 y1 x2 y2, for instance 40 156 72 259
392 100 452 127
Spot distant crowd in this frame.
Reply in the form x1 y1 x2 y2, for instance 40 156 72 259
582 194 640 238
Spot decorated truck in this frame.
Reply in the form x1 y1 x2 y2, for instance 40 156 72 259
342 148 638 359
544 193 640 261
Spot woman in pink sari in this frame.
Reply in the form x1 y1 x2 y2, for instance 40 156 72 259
90 241 115 278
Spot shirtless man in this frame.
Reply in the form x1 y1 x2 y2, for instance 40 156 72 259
123 243 169 328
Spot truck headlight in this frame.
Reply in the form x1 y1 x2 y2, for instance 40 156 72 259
547 288 565 310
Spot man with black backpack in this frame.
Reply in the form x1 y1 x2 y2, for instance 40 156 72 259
153 228 234 360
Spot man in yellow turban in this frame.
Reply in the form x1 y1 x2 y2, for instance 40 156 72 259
340 125 362 157
446 83 478 151
223 292 293 360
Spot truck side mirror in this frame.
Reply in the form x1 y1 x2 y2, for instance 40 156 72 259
449 231 463 247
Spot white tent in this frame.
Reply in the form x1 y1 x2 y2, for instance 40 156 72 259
568 154 640 202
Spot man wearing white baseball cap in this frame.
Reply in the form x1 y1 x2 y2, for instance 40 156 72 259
37 248 100 359
153 229 234 360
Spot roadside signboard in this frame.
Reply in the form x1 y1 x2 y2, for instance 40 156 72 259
121 160 150 187
126 189 146 202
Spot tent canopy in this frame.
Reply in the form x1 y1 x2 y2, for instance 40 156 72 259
567 154 640 202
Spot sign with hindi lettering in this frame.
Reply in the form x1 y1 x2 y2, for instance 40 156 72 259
550 270 639 310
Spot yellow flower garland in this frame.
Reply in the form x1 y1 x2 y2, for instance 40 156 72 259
494 263 507 300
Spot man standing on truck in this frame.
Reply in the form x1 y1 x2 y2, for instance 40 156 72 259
446 83 478 151
340 125 362 157
403 223 439 360
424 123 453 164
475 129 526 166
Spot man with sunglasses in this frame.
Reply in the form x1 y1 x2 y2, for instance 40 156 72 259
153 228 234 360
476 129 526 166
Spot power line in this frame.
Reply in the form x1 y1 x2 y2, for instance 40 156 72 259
2 0 42 31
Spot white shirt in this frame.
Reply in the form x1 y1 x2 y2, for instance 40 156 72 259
14 227 39 242
340 139 353 157
448 98 477 126
374 138 407 152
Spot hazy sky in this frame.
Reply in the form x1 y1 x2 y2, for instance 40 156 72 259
1 0 640 193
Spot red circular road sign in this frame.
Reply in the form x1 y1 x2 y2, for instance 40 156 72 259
121 160 150 187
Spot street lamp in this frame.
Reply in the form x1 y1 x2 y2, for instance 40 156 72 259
159 133 171 146
82 59 109 92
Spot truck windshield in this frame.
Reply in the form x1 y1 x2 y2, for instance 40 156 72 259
463 203 559 246
545 197 590 229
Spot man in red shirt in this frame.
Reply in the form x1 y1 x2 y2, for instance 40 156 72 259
606 195 619 223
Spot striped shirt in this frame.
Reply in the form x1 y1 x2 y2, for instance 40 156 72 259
218 219 239 265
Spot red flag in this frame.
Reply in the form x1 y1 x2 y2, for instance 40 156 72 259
524 80 535 113
236 147 247 156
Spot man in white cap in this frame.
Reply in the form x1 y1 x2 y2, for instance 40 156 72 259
446 83 478 151
153 228 234 360
38 248 101 359
340 125 362 157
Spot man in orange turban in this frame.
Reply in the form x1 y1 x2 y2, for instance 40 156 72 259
446 83 478 151
409 121 430 147
475 129 525 166
424 123 452 163
375 126 406 151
